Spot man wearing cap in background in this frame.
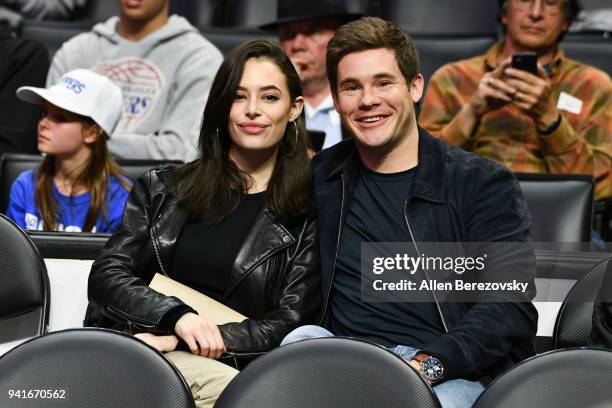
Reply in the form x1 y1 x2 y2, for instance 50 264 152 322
419 0 612 201
260 0 362 151
47 0 223 162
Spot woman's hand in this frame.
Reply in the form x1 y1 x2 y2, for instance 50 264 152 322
134 332 179 353
174 312 227 359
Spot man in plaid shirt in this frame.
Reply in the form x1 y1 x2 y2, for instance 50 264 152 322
419 0 611 200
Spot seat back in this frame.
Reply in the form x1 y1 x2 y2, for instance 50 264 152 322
221 0 277 27
0 153 181 213
553 256 611 348
169 0 225 29
414 36 497 86
561 34 612 75
472 348 612 408
0 213 49 343
516 173 594 242
581 0 611 8
215 337 440 408
223 0 369 28
0 329 195 408
380 0 500 36
20 20 89 59
200 27 277 55
118 159 183 181
0 153 42 213
77 0 120 23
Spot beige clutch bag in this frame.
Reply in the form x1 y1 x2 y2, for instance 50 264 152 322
149 273 247 325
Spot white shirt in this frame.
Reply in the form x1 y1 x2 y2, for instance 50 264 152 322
304 94 342 150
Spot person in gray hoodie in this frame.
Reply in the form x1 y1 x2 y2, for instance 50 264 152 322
47 0 223 161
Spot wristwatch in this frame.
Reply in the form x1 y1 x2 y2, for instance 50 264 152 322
416 355 444 384
538 113 562 135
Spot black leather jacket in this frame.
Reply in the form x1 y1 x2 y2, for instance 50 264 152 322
312 128 538 385
87 165 321 365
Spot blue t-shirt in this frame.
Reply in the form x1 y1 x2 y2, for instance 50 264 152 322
5 169 130 233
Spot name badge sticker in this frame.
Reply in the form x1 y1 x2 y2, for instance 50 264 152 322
557 92 583 115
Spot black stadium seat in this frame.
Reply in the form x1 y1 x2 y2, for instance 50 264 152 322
115 158 183 181
0 329 195 408
215 337 441 408
200 27 277 55
0 213 49 344
553 256 612 348
380 0 500 36
28 231 110 259
580 0 611 8
515 173 594 243
561 33 612 75
472 348 612 408
221 0 277 28
20 20 89 59
77 0 120 23
414 36 497 87
0 153 181 213
169 0 225 29
222 0 370 29
0 154 42 213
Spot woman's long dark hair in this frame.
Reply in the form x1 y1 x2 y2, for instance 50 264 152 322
171 40 313 225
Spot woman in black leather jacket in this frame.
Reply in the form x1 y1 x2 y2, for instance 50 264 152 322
87 40 321 405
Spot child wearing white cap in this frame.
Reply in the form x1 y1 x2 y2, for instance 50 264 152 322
6 69 131 232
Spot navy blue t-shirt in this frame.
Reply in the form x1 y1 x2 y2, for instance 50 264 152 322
330 164 445 348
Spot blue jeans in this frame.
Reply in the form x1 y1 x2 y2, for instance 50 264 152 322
282 325 484 408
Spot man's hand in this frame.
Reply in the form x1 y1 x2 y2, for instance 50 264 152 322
454 59 517 138
468 59 516 118
174 312 227 359
134 332 179 353
504 64 560 132
410 353 432 385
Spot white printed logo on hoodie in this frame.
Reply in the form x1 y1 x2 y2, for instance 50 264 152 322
94 58 165 130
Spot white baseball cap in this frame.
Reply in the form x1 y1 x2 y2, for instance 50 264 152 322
16 69 123 137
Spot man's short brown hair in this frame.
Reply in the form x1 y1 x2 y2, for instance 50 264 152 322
326 17 420 94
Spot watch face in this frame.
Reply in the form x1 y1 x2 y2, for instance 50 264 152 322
422 357 444 381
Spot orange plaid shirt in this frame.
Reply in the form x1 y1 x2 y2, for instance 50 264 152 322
419 42 612 200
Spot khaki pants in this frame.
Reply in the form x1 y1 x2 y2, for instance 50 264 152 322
165 351 239 408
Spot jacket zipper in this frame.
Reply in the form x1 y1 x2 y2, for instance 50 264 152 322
150 211 168 276
320 173 345 323
107 304 158 333
403 200 449 333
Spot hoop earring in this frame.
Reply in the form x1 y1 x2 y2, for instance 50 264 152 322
291 120 299 146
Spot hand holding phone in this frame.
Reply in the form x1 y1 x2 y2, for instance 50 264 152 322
507 52 558 130
511 52 537 75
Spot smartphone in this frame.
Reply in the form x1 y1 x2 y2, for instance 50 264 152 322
512 52 537 75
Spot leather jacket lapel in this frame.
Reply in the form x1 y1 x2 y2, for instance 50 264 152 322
225 208 295 299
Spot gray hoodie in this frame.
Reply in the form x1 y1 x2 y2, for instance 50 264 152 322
47 15 223 161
